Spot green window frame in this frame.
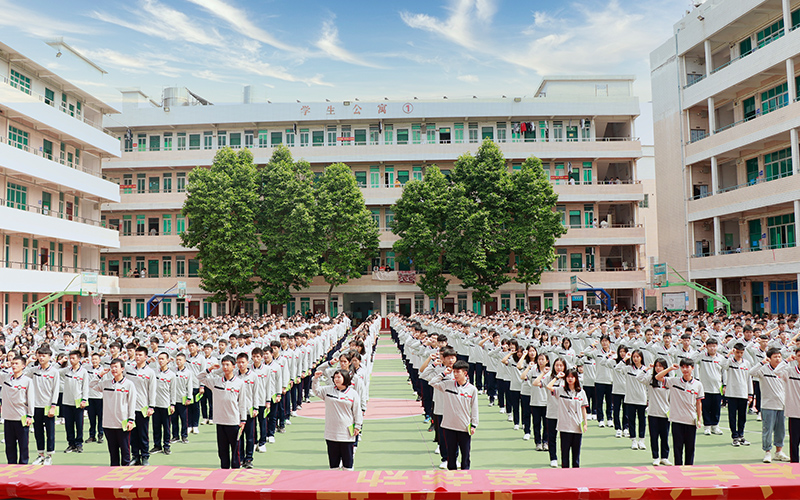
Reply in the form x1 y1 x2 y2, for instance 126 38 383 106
396 128 409 145
761 82 789 115
122 215 132 236
569 210 581 228
468 122 478 143
312 130 324 146
355 171 367 188
229 132 241 148
757 18 784 48
44 88 55 106
412 166 423 182
258 130 269 148
454 123 464 144
767 214 796 249
162 256 172 278
385 209 394 229
177 173 187 193
10 69 31 94
189 134 201 150
369 166 381 188
176 215 186 234
557 249 567 271
162 214 172 235
271 131 282 146
765 148 792 181
412 124 421 144
370 209 380 227
383 124 393 144
163 173 172 193
6 182 27 210
8 126 29 149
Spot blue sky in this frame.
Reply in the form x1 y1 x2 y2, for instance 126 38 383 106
1 0 695 141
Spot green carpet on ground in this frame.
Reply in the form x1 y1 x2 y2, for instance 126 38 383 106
15 336 770 469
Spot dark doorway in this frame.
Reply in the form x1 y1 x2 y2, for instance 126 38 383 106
189 301 200 317
485 299 498 316
313 299 325 314
398 298 411 316
108 301 120 320
529 296 541 312
442 297 455 313
271 304 284 316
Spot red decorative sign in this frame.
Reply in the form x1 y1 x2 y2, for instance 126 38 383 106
397 271 416 284
0 463 798 500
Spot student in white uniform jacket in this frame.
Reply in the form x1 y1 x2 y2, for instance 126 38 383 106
312 369 362 471
429 360 479 471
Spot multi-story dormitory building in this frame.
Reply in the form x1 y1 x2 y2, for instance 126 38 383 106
0 41 121 325
102 76 655 319
652 0 800 315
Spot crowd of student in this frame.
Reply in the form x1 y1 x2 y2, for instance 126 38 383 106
393 309 800 469
0 313 379 469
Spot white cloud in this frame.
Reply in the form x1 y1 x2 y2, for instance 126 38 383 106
457 74 479 83
401 0 485 50
80 48 183 78
225 58 332 87
314 19 382 68
91 0 225 47
0 0 90 38
185 0 299 53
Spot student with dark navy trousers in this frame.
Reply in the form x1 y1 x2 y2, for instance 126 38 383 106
90 359 137 466
429 360 479 471
60 350 89 453
198 355 249 469
126 346 157 466
656 358 704 465
1 356 35 464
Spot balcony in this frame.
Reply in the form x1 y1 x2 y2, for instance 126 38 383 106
689 244 800 280
103 190 186 212
0 137 119 202
103 137 642 170
0 76 120 157
685 99 800 163
116 276 202 295
0 200 120 248
553 181 643 203
0 266 119 294
557 224 645 246
104 234 189 253
687 171 800 221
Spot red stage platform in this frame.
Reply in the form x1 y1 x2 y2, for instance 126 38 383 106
0 463 796 500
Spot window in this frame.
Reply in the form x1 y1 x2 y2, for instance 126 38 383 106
122 215 132 236
162 298 172 316
370 125 380 145
217 131 227 148
412 166 423 182
557 249 567 271
163 214 172 235
163 173 172 193
768 280 798 315
355 171 367 188
452 123 463 143
397 170 409 185
176 256 186 277
136 173 146 193
327 126 337 146
761 83 789 115
385 166 394 187
570 253 583 271
163 133 173 151
188 258 200 277
767 214 796 249
8 126 29 149
149 176 160 193
746 157 760 184
582 119 591 140
6 183 27 210
137 134 146 152
757 18 784 48
177 133 186 151
566 125 578 142
371 209 380 227
136 215 146 235
177 215 186 234
397 128 409 145
639 194 649 208
229 132 241 148
354 128 367 146
45 88 55 106
569 210 581 228
765 148 792 181
148 259 159 278
259 130 269 148
299 129 309 147
384 124 393 144
10 69 31 94
552 121 563 141
245 131 255 148
149 135 160 151
370 167 381 188
189 134 201 150
739 37 753 58
300 297 310 315
271 131 282 146
285 129 295 147
177 173 187 193
386 251 395 269
385 209 394 228
582 162 593 184
458 293 467 312
496 122 506 143
468 122 478 143
312 130 324 146
501 293 511 311
412 124 421 144
414 294 424 313
556 205 566 226
584 203 595 227
585 247 595 271
481 126 494 140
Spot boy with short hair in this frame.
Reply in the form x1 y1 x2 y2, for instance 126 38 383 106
1 356 34 464
656 358 704 465
750 347 790 462
429 360 479 470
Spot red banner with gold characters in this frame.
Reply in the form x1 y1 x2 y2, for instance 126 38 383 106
0 463 797 500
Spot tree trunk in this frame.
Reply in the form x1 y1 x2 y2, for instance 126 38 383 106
525 283 530 312
327 283 334 316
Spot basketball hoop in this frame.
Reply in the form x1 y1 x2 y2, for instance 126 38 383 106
92 293 103 306
185 295 192 302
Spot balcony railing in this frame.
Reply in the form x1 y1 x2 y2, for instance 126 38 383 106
691 240 796 258
1 260 100 274
0 135 101 178
0 197 111 228
0 75 115 137
691 171 793 199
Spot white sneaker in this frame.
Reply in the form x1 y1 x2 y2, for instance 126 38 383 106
763 451 772 463
739 438 751 446
631 439 639 450
257 444 266 453
499 408 506 414
44 455 52 465
704 426 711 435
638 439 646 450
285 419 292 425
615 429 622 438
598 421 606 428
523 433 531 441
550 460 558 468
774 451 790 462
439 461 447 469
606 419 613 427
192 427 200 434
32 455 45 465
507 415 513 422
535 443 543 451
488 401 494 407
712 425 723 435
757 414 762 421
268 436 275 444
653 458 660 466
513 424 520 430
435 445 440 454
660 458 672 466
623 429 630 438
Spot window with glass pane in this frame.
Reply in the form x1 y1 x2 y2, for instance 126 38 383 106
149 135 160 151
122 215 132 236
757 18 784 48
162 173 172 193
135 134 145 152
216 131 227 148
557 249 567 271
10 69 31 94
453 123 464 143
285 129 295 147
556 205 566 226
383 124 393 144
161 132 172 151
259 130 269 147
585 247 595 271
354 171 367 187
396 129 409 145
189 134 201 150
176 256 186 277
552 121 563 141
761 83 789 115
582 120 591 140
468 123 478 143
44 88 55 106
176 173 187 193
411 124 421 144
765 148 792 181
569 210 581 228
371 209 380 227
481 126 494 140
271 131 282 146
582 162 593 184
397 170 409 185
188 259 200 277
496 122 506 142
386 251 395 269
370 125 379 145
412 166 423 181
385 209 394 228
385 167 395 187
354 129 366 146
135 173 145 194
230 132 241 148
177 133 186 150
163 214 172 235
768 214 796 249
149 176 160 193
177 215 186 234
6 183 26 210
326 126 337 146
135 215 145 235
501 293 511 311
300 129 309 146
370 167 381 188
312 130 324 146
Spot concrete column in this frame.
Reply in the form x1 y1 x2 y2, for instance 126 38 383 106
716 277 724 311
791 128 800 173
783 0 793 35
704 40 713 77
794 200 800 239
708 97 716 135
710 156 718 195
788 59 797 104
713 216 721 255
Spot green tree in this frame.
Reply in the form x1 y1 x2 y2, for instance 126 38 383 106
391 165 451 311
256 146 319 308
181 147 261 314
315 163 380 311
446 139 515 305
509 157 566 309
